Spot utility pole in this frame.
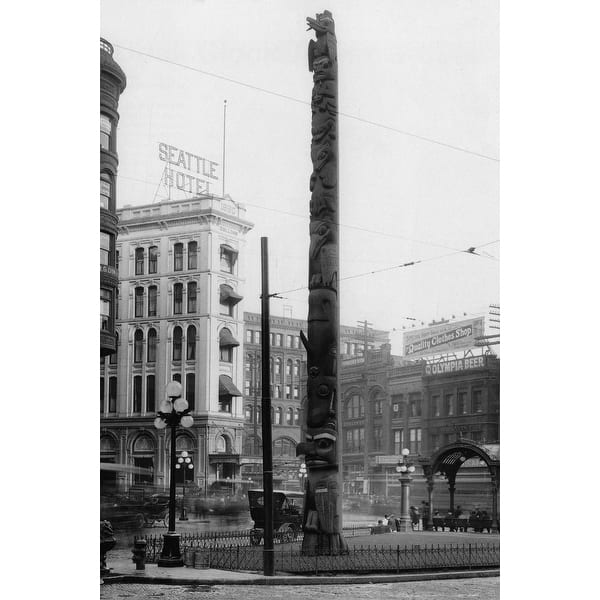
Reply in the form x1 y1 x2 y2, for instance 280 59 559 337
357 319 372 495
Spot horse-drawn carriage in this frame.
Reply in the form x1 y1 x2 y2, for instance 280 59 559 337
248 489 304 545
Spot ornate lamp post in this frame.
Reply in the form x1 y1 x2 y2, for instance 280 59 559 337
153 381 194 567
395 448 416 532
176 451 193 521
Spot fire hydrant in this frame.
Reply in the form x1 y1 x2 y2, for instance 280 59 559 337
132 538 147 570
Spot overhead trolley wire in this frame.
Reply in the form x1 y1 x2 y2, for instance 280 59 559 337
114 44 499 163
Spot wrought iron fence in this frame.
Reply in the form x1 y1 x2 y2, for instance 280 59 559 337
183 543 499 574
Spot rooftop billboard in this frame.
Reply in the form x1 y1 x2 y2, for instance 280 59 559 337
403 317 485 358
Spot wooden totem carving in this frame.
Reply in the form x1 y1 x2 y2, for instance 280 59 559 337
296 10 348 556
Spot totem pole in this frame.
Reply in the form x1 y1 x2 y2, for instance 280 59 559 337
296 10 348 556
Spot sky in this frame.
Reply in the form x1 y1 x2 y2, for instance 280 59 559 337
100 0 499 356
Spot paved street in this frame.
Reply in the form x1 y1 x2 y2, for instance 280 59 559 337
101 578 499 600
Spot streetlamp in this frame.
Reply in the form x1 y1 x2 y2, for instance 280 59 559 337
153 381 194 567
395 448 416 532
298 462 307 490
176 451 193 521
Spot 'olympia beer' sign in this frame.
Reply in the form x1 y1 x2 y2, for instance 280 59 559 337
403 317 485 358
158 142 219 195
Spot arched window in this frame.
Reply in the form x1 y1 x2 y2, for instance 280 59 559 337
172 326 182 361
275 406 282 425
346 394 364 419
286 407 293 425
273 438 296 457
146 374 155 413
186 325 196 360
134 329 143 363
147 328 157 362
275 358 282 377
219 328 239 363
174 243 183 271
173 283 183 314
294 360 301 377
216 435 229 453
135 248 144 275
134 286 144 317
188 241 198 269
148 246 158 274
286 359 293 377
294 408 300 425
187 281 197 313
185 373 195 411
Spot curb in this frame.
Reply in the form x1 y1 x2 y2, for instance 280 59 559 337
102 568 499 586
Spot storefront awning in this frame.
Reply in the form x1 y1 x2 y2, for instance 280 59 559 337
220 284 243 305
219 329 240 347
219 374 242 397
208 453 240 465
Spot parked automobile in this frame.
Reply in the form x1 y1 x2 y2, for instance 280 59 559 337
248 489 304 545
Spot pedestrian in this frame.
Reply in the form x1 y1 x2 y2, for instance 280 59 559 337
382 514 389 526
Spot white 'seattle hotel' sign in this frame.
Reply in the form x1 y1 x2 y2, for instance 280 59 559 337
159 142 219 195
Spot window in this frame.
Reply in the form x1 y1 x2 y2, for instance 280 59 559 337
473 390 483 413
220 345 233 363
146 375 155 413
173 373 181 383
148 246 158 274
186 373 195 411
109 333 118 364
275 358 282 377
100 377 105 413
430 433 440 450
134 329 143 363
255 407 261 424
173 283 183 314
345 427 365 452
219 327 238 363
147 328 157 362
285 384 291 399
220 246 236 273
108 377 117 413
100 288 112 330
346 394 364 419
293 385 299 399
148 286 157 317
188 241 197 269
276 334 282 346
273 385 281 399
393 429 404 455
253 331 261 344
432 395 441 417
373 427 383 451
275 407 282 425
187 281 197 313
172 327 182 361
245 405 253 422
186 325 196 360
294 360 300 377
100 176 112 209
135 248 144 275
445 394 454 416
458 391 468 415
135 287 144 317
287 335 293 348
373 399 383 415
100 114 112 149
133 375 142 412
286 359 292 377
273 438 296 457
218 395 231 413
286 407 293 425
409 393 421 417
115 288 119 320
246 330 253 343
100 232 111 265
174 243 183 271
409 428 422 455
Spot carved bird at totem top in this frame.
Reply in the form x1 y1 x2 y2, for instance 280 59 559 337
307 11 336 71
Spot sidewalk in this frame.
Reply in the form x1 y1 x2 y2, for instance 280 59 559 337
102 557 499 586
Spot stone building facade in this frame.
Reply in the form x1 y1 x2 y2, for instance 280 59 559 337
100 195 253 494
